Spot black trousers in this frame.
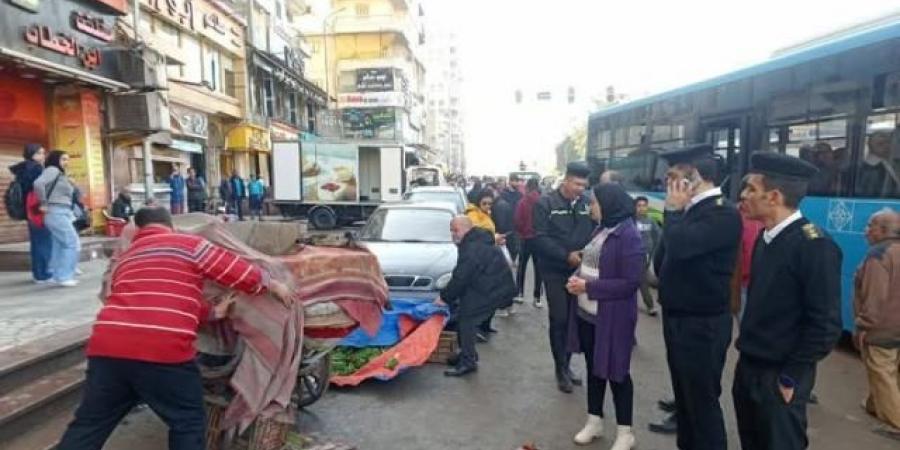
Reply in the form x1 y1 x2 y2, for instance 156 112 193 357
505 232 520 264
663 313 732 450
187 198 206 213
542 271 573 372
58 357 206 450
578 316 634 424
733 357 815 450
458 309 495 367
517 239 543 298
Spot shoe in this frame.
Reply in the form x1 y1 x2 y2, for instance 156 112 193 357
33 278 53 285
444 364 477 377
446 354 459 367
556 370 574 394
481 325 499 334
657 397 676 413
610 426 636 450
647 307 658 317
513 296 525 304
573 414 603 445
495 308 510 318
74 267 84 276
534 298 545 309
56 279 80 287
874 425 900 441
564 367 582 386
476 332 489 343
648 413 677 434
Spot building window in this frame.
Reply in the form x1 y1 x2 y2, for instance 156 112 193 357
181 34 202 82
288 94 298 125
263 76 275 117
221 53 236 98
157 20 180 48
275 0 283 19
203 47 222 92
355 3 369 16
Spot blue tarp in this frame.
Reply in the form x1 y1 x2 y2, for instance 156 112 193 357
340 298 448 348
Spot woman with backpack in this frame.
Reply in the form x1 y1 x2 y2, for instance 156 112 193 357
33 150 82 287
8 143 52 283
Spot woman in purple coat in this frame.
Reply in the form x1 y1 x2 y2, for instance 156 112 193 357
565 183 644 449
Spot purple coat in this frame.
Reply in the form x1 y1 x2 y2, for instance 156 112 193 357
567 219 644 382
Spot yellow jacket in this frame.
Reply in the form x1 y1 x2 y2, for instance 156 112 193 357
465 204 496 234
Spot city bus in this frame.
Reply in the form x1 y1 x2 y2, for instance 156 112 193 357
587 18 900 333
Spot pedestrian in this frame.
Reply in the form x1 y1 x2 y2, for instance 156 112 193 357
185 167 207 213
248 174 266 221
633 196 661 316
854 208 900 439
437 216 517 377
565 183 643 449
167 165 186 215
467 179 483 204
9 143 52 283
229 170 247 221
733 152 842 450
501 175 524 263
218 178 232 214
56 206 294 450
735 204 765 322
514 178 544 307
466 189 498 235
532 161 595 393
653 144 741 450
33 150 83 288
110 187 134 222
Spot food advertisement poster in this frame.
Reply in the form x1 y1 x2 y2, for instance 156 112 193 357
301 143 359 202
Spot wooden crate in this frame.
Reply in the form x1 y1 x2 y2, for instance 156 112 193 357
428 331 458 364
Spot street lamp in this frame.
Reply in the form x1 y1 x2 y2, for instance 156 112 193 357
322 7 347 104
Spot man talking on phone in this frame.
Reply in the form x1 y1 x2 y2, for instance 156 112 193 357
653 144 742 450
532 162 595 393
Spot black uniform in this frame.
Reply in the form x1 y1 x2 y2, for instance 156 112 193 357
654 192 742 450
531 188 594 376
733 218 842 450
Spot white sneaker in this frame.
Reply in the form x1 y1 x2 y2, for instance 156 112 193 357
534 297 545 309
75 267 84 276
33 279 53 285
574 414 603 445
610 426 635 450
495 308 510 318
56 279 79 287
513 296 525 304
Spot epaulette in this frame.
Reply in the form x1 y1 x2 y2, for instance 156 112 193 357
716 197 724 206
802 223 823 240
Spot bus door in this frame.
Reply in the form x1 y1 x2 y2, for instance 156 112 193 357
703 120 745 199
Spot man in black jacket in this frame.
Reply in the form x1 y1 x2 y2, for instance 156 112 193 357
500 175 524 263
734 152 842 450
532 162 595 393
653 144 742 450
439 216 517 377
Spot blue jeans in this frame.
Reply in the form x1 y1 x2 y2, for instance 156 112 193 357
28 221 52 281
45 206 81 282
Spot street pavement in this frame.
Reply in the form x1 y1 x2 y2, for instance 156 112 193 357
1 260 897 449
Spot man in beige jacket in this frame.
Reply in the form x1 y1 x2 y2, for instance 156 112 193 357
855 208 900 439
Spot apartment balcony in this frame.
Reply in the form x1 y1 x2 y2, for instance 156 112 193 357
331 14 416 44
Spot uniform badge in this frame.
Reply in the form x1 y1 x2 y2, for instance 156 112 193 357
802 223 822 240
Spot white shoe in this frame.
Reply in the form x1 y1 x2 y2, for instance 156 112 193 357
513 296 525 304
610 426 635 450
534 298 545 309
33 279 53 285
56 279 79 287
574 414 603 445
75 267 84 276
495 308 510 318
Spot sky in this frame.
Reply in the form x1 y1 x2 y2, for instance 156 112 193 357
424 0 900 176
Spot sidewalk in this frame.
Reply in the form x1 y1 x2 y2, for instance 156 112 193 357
0 259 105 352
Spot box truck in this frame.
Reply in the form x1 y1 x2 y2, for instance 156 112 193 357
272 139 406 229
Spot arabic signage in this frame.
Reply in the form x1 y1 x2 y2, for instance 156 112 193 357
169 104 208 138
356 68 394 92
341 107 397 140
338 91 407 109
144 0 244 55
1 0 119 78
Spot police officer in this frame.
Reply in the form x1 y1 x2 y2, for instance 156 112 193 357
532 161 595 393
733 152 842 450
654 144 742 450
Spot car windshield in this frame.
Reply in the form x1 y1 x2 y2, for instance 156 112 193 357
360 208 453 243
403 191 463 210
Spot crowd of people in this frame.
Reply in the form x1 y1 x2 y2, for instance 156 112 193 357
434 147 900 450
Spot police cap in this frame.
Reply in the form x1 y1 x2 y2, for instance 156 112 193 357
565 161 591 179
659 143 715 165
749 152 818 181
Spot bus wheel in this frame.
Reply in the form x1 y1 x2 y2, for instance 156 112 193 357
309 206 337 230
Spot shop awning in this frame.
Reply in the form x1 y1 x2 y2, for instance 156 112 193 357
226 124 270 153
0 47 129 91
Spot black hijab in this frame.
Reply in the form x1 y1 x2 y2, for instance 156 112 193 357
593 183 635 229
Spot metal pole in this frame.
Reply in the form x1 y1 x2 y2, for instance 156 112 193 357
142 138 155 205
323 19 329 100
132 0 140 41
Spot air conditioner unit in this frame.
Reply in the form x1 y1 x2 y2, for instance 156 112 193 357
113 47 167 91
108 92 170 132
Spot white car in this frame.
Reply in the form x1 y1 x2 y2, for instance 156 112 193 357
401 186 468 214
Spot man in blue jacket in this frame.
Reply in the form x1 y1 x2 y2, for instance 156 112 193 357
229 170 246 221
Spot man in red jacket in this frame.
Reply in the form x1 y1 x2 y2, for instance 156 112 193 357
58 207 293 450
514 178 544 308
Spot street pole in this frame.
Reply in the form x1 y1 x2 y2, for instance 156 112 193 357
133 0 155 203
322 8 346 106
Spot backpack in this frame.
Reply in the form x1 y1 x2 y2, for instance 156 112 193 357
4 179 27 220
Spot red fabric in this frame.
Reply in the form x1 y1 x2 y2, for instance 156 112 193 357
740 212 765 287
25 190 44 228
329 315 446 387
86 225 268 364
514 190 541 239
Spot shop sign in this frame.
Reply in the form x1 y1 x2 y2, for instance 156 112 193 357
170 104 208 138
338 91 406 108
8 0 40 13
24 24 103 69
202 10 243 52
226 125 270 152
145 0 195 30
72 11 113 42
171 139 203 153
356 68 394 92
271 122 299 141
341 107 397 140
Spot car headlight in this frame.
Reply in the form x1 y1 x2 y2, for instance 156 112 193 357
435 273 452 290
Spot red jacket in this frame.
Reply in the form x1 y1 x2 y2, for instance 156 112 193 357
740 211 765 288
86 225 268 364
514 190 542 239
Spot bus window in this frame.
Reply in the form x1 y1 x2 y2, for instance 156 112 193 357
784 119 849 195
768 128 781 151
598 130 612 149
856 114 900 198
608 149 665 193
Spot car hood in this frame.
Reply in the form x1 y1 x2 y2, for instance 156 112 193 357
361 241 457 276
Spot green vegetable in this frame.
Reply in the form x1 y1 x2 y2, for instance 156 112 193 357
330 347 387 376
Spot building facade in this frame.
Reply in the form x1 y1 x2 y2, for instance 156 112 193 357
0 0 129 242
423 28 464 174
